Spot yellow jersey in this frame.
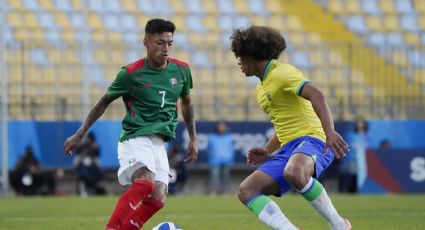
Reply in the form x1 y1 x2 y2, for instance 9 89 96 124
256 60 326 146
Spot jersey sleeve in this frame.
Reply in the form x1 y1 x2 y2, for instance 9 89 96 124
107 68 132 100
181 66 193 97
278 64 310 96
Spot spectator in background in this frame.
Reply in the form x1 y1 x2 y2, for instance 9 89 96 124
167 143 187 195
207 121 235 195
74 132 105 196
10 146 56 195
379 139 391 150
340 116 369 193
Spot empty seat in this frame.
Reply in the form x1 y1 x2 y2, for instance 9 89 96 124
366 15 382 32
379 0 396 14
400 15 419 32
346 0 362 14
382 14 400 32
394 0 414 14
346 15 368 35
404 33 420 47
361 0 381 15
38 0 55 10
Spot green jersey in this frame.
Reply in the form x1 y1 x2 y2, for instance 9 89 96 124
107 58 193 142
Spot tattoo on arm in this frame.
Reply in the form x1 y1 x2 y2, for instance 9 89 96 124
77 94 114 135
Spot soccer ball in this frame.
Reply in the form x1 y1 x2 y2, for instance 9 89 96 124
152 222 182 230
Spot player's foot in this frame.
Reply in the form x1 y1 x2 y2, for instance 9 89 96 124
343 218 351 230
330 217 351 230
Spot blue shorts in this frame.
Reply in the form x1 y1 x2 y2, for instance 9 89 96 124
258 136 334 196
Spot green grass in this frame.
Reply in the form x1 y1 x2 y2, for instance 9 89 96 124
0 194 424 229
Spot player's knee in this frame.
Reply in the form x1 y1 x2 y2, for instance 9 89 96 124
237 181 254 204
131 167 155 183
151 182 167 203
284 165 309 189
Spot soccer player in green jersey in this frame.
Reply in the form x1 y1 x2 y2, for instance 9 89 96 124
64 19 198 230
230 26 351 230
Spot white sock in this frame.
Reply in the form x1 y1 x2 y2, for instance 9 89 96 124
258 201 297 230
247 194 297 230
299 177 345 228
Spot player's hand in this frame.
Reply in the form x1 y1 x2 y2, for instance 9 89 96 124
64 133 84 156
324 130 350 159
184 139 198 163
247 147 269 167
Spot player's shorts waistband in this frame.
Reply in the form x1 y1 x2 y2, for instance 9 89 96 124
154 134 166 141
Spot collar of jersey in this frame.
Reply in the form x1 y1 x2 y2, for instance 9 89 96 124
261 59 277 82
145 57 169 71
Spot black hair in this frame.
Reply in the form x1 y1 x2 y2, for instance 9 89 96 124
230 25 286 61
145 18 176 35
87 132 96 141
354 117 368 133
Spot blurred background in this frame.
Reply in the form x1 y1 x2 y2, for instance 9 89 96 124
0 0 424 197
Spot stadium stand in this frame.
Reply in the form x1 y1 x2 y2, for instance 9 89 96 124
2 0 424 121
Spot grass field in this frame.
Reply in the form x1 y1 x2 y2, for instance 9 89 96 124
0 194 424 230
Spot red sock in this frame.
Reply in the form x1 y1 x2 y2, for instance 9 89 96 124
121 196 165 230
105 179 154 230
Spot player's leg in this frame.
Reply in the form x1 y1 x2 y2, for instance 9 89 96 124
122 136 169 229
123 181 166 230
105 167 155 230
105 137 157 230
284 138 350 230
239 170 298 230
209 165 220 195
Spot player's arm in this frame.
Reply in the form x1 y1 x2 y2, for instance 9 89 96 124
264 133 281 155
247 134 280 166
64 94 115 156
299 82 349 158
180 94 198 163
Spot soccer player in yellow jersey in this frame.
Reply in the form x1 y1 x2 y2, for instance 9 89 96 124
230 26 352 230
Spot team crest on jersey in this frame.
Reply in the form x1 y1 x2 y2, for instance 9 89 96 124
266 92 272 102
170 77 177 86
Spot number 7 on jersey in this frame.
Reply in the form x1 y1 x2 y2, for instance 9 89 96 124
159 91 166 108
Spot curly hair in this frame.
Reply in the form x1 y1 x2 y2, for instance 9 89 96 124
230 26 286 61
145 18 175 35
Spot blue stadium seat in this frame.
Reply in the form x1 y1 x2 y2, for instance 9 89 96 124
386 32 405 46
38 12 57 29
247 0 269 16
45 29 61 44
88 66 108 85
103 14 120 30
217 16 234 32
30 48 50 66
104 0 121 13
87 0 104 12
122 32 139 44
361 0 381 15
185 0 204 15
53 0 71 11
408 50 425 68
395 0 414 13
291 50 313 69
400 15 419 32
120 14 138 30
173 32 192 50
135 0 154 14
70 13 85 28
216 0 234 14
191 50 211 68
23 0 40 10
186 15 207 33
346 15 368 35
367 32 385 46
